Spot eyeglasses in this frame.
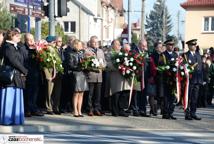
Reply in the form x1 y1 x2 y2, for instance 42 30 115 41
167 43 174 46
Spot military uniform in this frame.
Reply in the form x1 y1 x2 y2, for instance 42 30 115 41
161 39 178 120
184 39 202 120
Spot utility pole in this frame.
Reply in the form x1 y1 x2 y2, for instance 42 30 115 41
162 0 166 42
35 17 41 41
27 0 31 32
177 11 180 40
49 0 55 36
141 0 145 39
128 0 132 43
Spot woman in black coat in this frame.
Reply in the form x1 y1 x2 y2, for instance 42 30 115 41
0 29 28 125
64 39 88 117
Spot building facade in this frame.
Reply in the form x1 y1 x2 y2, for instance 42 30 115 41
55 0 125 44
181 0 214 50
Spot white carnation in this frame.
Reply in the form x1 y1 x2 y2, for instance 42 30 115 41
119 52 123 55
124 57 128 61
122 71 125 75
189 60 192 64
125 53 128 56
173 68 177 72
126 70 130 74
125 61 129 66
133 66 137 70
116 58 120 63
129 63 133 66
181 72 184 76
130 57 134 61
180 66 184 70
171 58 175 61
166 65 170 70
47 58 50 62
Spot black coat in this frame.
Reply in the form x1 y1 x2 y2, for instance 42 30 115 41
185 51 203 84
161 50 178 86
2 42 28 88
64 47 84 72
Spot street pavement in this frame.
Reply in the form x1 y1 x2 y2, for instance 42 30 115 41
0 105 214 144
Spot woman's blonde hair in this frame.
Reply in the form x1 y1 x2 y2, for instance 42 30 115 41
72 39 82 50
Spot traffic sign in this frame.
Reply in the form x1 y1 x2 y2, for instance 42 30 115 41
10 4 44 18
10 4 28 15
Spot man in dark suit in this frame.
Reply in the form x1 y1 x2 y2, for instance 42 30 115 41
184 39 203 120
23 33 44 116
161 39 178 120
130 39 150 117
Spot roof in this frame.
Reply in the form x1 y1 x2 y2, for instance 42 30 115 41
72 0 95 16
181 0 214 9
111 0 123 13
101 0 124 14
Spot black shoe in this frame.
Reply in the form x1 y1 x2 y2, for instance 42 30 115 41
191 115 201 120
185 115 193 120
112 114 118 117
46 111 54 115
162 115 170 119
150 111 157 116
94 111 103 116
125 109 132 114
79 114 84 117
133 111 140 116
31 111 44 116
119 111 129 117
170 115 177 120
60 109 66 113
25 112 32 117
53 111 61 115
140 112 150 117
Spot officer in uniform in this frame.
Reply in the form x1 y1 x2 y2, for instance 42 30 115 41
161 39 178 120
184 39 202 120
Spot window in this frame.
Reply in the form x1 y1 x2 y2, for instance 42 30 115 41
203 17 214 32
211 17 214 31
64 21 76 33
64 22 69 32
70 22 76 33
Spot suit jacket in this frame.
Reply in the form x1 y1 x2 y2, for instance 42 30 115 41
2 42 28 88
85 47 106 83
185 51 203 84
161 50 178 86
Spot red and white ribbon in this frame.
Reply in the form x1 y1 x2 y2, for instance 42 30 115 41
183 65 189 111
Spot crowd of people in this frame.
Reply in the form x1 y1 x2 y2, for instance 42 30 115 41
0 28 213 125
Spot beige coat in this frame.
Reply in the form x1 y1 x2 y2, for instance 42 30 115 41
106 51 131 96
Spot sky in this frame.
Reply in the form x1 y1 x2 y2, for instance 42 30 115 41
123 0 186 38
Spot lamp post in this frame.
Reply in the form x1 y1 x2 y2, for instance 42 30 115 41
141 0 145 39
27 0 31 32
128 0 132 43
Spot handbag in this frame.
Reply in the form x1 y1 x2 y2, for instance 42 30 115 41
0 57 15 85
